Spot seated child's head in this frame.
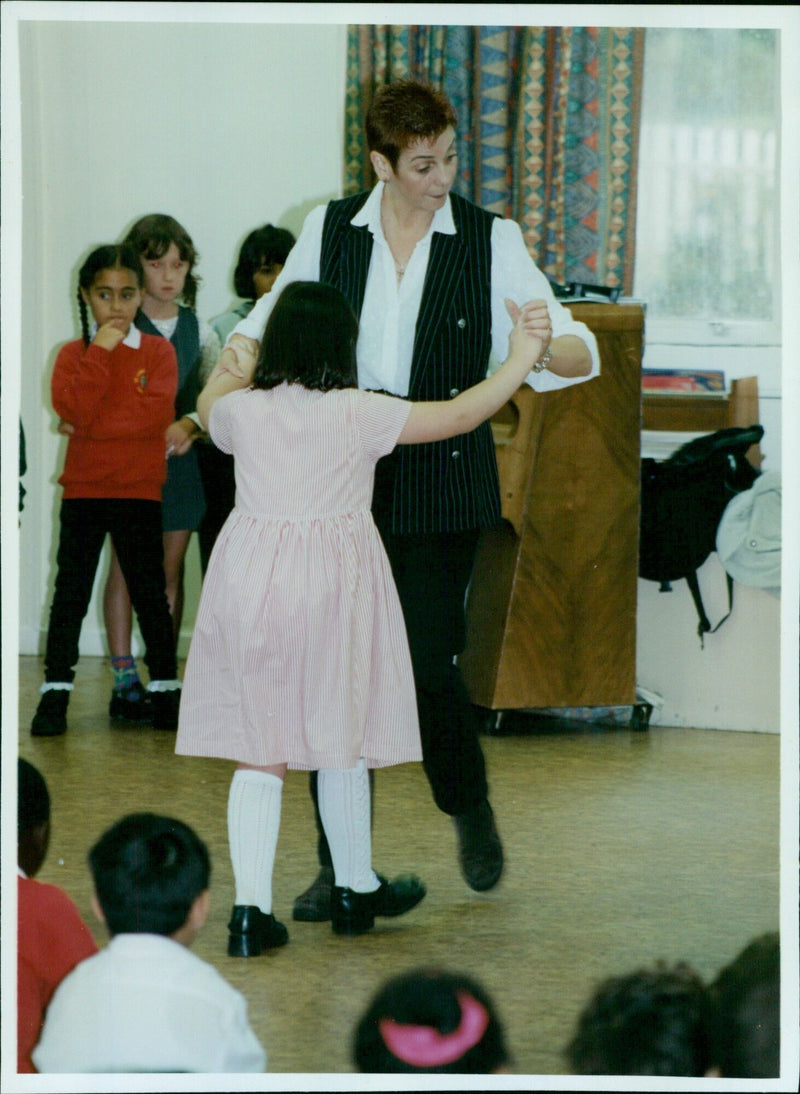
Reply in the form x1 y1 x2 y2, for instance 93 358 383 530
18 758 51 878
706 931 779 1078
253 281 358 394
88 814 210 943
352 967 510 1074
565 960 710 1076
234 224 295 300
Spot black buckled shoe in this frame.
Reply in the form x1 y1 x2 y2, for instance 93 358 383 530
109 682 152 722
292 866 334 922
31 689 69 737
149 689 181 731
227 905 289 957
330 874 426 936
453 799 504 892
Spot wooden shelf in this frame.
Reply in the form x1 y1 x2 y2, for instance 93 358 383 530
642 376 761 466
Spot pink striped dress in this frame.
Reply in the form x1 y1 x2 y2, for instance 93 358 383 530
175 383 422 770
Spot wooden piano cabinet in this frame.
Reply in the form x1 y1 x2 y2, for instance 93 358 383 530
459 302 644 711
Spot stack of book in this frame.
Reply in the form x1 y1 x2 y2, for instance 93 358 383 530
642 368 725 395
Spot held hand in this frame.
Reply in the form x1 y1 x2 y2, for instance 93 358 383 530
505 298 550 367
165 418 196 457
57 418 75 436
92 321 128 353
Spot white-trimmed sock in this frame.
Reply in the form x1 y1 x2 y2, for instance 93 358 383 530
227 768 283 914
317 759 380 893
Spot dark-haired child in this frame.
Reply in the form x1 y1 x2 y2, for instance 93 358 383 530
17 759 97 1072
197 223 296 572
352 967 510 1073
101 214 220 718
33 813 266 1073
564 960 711 1076
706 931 780 1078
30 244 180 736
176 280 547 955
210 223 296 347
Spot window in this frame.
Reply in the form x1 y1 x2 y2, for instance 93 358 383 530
633 28 780 345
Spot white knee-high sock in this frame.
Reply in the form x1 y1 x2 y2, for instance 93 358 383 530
317 759 379 893
227 768 283 914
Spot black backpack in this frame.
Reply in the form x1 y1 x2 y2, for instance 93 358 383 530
639 425 763 643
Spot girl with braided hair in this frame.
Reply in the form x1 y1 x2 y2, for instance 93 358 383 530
30 243 181 736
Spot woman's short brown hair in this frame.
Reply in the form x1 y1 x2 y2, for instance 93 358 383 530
365 79 458 169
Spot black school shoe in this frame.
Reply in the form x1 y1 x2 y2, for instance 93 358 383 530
109 682 152 722
149 689 181 731
227 905 289 957
330 874 426 936
31 689 69 737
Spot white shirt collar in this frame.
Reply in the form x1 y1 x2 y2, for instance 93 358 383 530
89 322 141 349
351 181 457 238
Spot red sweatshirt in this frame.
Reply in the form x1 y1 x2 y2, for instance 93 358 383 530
51 332 178 500
17 875 98 1072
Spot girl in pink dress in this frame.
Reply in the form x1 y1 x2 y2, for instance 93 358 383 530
176 281 548 954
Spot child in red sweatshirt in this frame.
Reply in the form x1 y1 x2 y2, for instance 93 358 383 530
31 243 181 735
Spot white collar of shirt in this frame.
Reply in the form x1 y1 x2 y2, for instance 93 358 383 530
88 322 141 349
350 181 457 239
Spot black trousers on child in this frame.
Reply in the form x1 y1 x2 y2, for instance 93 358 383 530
196 442 236 576
43 498 176 684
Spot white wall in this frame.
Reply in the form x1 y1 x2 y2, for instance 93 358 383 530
8 13 788 732
13 16 347 659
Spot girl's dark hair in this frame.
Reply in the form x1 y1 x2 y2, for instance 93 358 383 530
77 242 143 346
89 813 210 937
252 281 358 393
352 967 509 1074
365 79 458 169
233 224 295 299
123 214 200 310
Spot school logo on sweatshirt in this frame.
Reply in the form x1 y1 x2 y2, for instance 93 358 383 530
134 369 147 393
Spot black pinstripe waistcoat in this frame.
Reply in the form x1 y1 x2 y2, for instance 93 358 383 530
320 191 502 536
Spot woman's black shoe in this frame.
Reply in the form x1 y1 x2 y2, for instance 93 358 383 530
453 799 504 891
330 874 426 936
292 866 334 922
227 905 289 957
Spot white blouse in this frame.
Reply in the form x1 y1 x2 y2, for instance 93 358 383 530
232 183 600 395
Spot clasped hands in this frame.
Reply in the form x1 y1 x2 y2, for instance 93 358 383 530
505 299 552 363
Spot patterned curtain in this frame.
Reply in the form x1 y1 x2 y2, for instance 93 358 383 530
345 25 644 293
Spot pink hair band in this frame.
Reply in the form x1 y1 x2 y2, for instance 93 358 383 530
378 991 490 1068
